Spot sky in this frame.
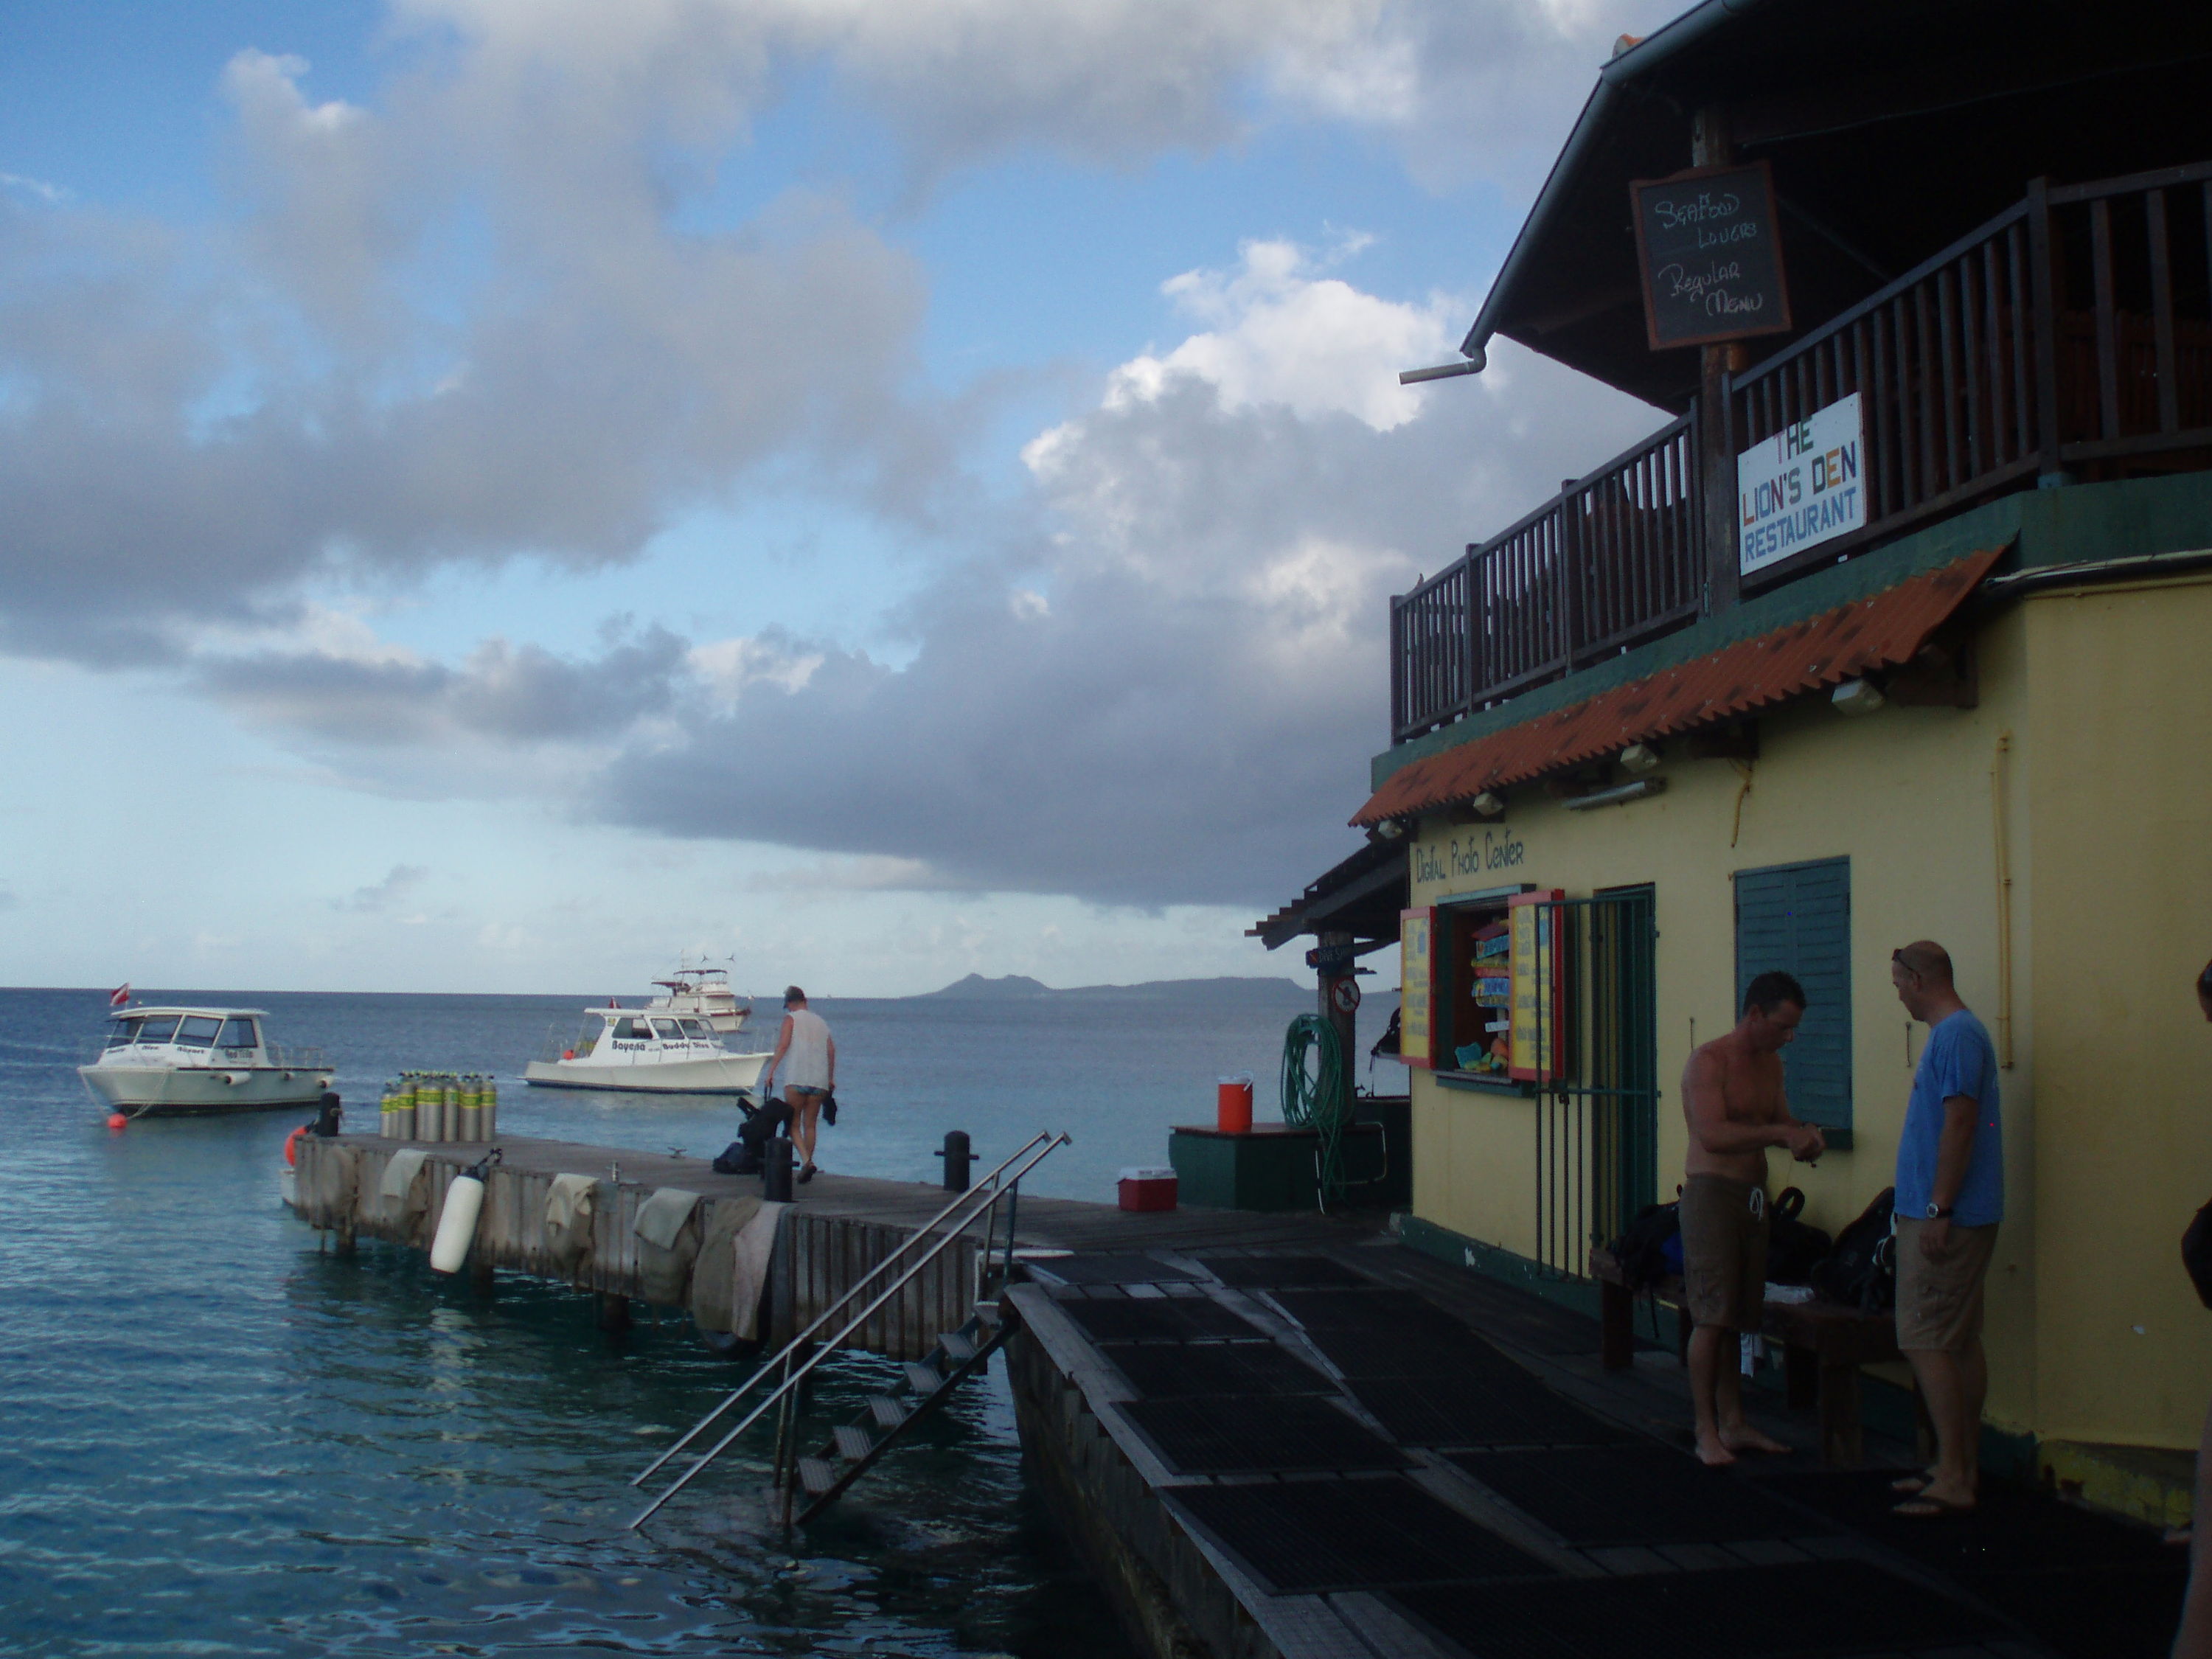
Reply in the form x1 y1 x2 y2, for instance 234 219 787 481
0 0 1678 997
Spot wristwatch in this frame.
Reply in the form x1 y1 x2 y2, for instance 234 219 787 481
1925 1202 1955 1220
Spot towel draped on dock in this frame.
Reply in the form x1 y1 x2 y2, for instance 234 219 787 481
543 1173 597 1277
635 1187 703 1305
379 1149 431 1241
688 1197 786 1338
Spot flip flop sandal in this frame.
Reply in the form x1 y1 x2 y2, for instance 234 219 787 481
1891 1475 1930 1495
798 1164 815 1184
1892 1496 1973 1518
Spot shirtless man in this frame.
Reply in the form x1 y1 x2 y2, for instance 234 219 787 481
1680 970 1827 1465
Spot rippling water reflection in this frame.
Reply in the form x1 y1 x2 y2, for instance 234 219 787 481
0 987 1216 1657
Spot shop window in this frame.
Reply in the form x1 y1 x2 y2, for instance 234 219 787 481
1437 884 1534 1081
1733 857 1852 1138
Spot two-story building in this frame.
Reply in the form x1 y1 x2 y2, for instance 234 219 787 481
1339 0 2212 1484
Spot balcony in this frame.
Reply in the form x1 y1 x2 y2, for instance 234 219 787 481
1391 160 2212 745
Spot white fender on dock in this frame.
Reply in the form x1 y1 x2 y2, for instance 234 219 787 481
429 1173 486 1273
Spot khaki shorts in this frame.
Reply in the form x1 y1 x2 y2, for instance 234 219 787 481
1894 1218 1998 1352
1680 1175 1769 1331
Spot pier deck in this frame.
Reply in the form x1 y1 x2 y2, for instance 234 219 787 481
290 1133 1380 1360
1004 1245 2180 1659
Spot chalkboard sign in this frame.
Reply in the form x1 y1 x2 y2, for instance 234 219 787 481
1630 161 1792 351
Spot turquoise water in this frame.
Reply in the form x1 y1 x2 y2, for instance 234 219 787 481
0 984 1391 1655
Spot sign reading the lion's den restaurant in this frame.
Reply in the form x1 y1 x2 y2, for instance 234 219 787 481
1631 161 1792 351
1737 393 1865 576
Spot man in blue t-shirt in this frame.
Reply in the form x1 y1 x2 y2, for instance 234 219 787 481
1890 939 2003 1517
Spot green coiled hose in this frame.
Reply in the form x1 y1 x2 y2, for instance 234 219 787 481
1280 1013 1346 1210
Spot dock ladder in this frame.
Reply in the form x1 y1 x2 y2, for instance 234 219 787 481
627 1130 1071 1529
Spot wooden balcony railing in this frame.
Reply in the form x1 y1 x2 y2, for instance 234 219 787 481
1391 160 2212 744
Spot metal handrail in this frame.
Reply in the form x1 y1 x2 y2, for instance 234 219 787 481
630 1130 1054 1492
627 1132 1071 1526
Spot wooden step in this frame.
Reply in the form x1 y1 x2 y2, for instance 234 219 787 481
972 1301 1003 1328
903 1363 943 1394
796 1457 838 1497
868 1395 910 1430
832 1425 875 1461
938 1331 978 1363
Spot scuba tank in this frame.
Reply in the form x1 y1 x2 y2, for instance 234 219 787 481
429 1147 503 1274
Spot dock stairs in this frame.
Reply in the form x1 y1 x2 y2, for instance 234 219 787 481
791 1298 1012 1522
627 1132 1068 1531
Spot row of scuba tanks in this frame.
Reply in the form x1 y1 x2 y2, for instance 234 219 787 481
378 1071 499 1142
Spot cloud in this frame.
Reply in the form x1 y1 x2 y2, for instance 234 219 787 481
592 251 1658 908
337 863 430 912
0 882 18 911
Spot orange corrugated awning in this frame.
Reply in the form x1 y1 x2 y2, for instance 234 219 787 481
1352 548 2003 827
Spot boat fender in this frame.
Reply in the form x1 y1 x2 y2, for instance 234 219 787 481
430 1148 503 1274
284 1124 310 1167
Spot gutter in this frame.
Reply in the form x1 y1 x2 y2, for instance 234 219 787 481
1977 546 2212 599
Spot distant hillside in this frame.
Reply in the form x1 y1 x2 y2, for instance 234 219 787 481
917 973 1309 1004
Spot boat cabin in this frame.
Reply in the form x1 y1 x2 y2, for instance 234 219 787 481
104 1007 272 1064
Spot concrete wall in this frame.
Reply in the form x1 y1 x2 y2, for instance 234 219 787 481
1401 571 2212 1449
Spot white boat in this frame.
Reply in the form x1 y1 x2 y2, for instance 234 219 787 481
79 1006 335 1118
522 1001 770 1096
644 965 750 1034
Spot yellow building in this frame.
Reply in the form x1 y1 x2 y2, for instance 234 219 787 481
1332 2 2212 1481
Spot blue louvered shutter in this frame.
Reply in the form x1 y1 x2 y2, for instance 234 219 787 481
1733 858 1852 1134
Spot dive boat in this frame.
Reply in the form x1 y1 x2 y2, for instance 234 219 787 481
644 965 750 1034
79 1006 335 1117
521 1001 770 1096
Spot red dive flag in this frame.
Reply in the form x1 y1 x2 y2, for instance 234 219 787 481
109 983 130 1007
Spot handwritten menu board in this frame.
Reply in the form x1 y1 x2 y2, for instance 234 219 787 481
1399 908 1435 1069
1509 890 1566 1084
1630 161 1792 351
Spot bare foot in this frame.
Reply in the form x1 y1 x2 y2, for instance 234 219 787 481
1694 1431 1738 1467
1719 1425 1791 1455
1919 1476 1976 1510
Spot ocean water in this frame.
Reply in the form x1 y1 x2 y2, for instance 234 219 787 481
0 984 1397 1657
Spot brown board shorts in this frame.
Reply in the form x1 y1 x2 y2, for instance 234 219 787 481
1680 1174 1770 1331
1894 1218 1999 1352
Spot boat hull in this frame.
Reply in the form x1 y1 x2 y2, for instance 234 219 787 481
521 1050 769 1096
78 1063 334 1116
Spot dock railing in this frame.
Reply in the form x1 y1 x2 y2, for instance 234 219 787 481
627 1130 1071 1527
1391 159 2212 742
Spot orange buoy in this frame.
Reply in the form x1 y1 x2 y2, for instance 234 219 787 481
106 1112 128 1131
285 1124 308 1167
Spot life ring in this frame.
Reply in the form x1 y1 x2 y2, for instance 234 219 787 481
284 1124 309 1168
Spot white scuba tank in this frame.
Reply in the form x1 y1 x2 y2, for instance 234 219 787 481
429 1150 501 1273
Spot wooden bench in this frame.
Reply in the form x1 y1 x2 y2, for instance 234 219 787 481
1589 1247 1902 1467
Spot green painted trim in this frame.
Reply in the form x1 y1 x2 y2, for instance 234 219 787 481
1374 469 2212 790
1395 1213 1606 1321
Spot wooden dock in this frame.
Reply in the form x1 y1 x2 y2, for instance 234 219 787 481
289 1133 1380 1361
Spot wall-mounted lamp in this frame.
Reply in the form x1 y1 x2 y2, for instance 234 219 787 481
1618 742 1661 774
1471 791 1506 818
1832 678 1886 717
1564 778 1668 812
1373 818 1405 840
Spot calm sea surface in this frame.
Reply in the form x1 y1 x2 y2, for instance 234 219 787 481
0 984 1394 1656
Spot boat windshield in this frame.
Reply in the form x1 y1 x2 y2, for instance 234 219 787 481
218 1018 258 1050
134 1015 180 1045
677 1018 711 1039
648 1019 686 1040
611 1018 651 1041
176 1015 222 1048
105 1020 142 1049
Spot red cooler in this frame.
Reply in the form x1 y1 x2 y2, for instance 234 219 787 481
1118 1166 1178 1212
1217 1074 1254 1134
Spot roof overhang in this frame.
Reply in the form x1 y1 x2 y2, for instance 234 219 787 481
1457 0 2212 410
1248 837 1410 952
1352 547 2003 828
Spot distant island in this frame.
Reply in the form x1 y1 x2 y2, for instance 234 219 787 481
914 973 1310 1004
